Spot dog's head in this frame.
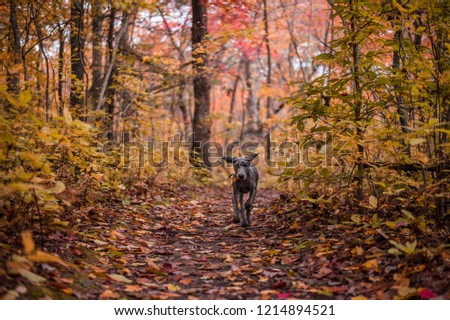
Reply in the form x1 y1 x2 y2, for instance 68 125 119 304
222 153 258 181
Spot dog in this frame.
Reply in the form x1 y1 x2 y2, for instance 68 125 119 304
222 153 259 227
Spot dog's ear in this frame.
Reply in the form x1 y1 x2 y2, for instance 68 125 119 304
222 156 236 163
244 153 259 162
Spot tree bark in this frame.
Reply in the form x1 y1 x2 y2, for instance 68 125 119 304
7 0 21 98
191 0 211 168
350 0 364 205
58 26 64 116
70 0 85 117
243 59 261 136
91 0 103 108
392 27 411 156
263 0 272 119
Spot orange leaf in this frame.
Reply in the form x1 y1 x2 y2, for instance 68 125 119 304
21 231 35 255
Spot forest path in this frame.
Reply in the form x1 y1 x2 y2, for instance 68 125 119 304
2 184 448 300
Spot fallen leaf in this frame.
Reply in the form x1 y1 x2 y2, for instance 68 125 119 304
18 269 46 283
224 254 234 263
314 266 332 279
162 262 173 273
277 292 291 299
179 278 193 286
146 259 166 275
167 284 181 292
362 259 379 272
351 246 364 256
1 290 19 300
351 295 368 300
272 281 287 289
124 285 143 293
419 288 437 299
108 274 132 283
99 290 120 299
397 287 417 299
369 195 378 208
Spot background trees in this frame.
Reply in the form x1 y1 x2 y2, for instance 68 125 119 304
0 0 448 228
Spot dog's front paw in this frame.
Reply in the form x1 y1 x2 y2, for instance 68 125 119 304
245 204 253 212
240 221 250 228
232 217 240 224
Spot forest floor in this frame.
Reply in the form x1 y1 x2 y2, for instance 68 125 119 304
1 184 449 300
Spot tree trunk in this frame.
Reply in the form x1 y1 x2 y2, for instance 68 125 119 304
91 0 103 108
104 5 116 140
191 0 211 168
392 28 411 156
7 0 21 99
225 61 242 144
350 0 364 205
263 0 272 119
58 26 64 116
70 0 85 117
243 59 261 136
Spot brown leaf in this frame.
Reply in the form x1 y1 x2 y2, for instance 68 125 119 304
314 266 332 279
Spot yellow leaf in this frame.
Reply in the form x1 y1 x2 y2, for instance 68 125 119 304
351 295 368 300
351 214 361 224
369 195 378 208
362 259 379 271
19 90 32 105
51 218 69 227
21 231 35 255
167 284 181 292
27 250 66 266
385 221 397 229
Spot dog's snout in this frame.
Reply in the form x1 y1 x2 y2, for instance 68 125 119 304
237 173 245 179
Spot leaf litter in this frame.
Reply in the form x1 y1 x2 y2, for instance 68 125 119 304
0 184 449 300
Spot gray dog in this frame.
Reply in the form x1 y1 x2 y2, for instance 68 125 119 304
222 153 259 227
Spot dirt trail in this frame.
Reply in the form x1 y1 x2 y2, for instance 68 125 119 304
2 185 448 300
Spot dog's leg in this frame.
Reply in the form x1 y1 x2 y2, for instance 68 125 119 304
239 192 249 227
245 188 257 226
232 189 240 223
